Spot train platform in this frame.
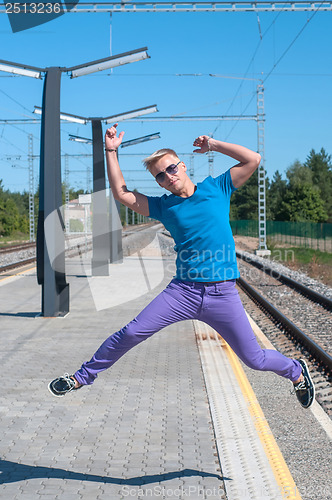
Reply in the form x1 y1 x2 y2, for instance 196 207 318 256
0 245 331 500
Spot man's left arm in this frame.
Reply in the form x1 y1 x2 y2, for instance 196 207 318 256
193 135 261 188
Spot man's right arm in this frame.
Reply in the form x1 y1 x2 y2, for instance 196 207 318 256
105 124 150 216
106 150 150 216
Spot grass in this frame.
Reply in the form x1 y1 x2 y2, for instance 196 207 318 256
0 232 30 248
271 247 332 266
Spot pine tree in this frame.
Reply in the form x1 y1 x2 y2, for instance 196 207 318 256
304 148 332 221
278 183 327 223
230 169 258 220
267 170 287 221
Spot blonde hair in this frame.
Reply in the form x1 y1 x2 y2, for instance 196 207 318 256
143 148 179 172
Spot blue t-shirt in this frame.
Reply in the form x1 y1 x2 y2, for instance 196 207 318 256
147 168 240 282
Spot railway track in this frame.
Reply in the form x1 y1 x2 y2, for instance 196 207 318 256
0 222 157 274
0 241 35 254
237 281 332 416
0 233 90 255
161 230 332 415
236 251 332 310
236 253 332 354
234 253 332 416
0 257 37 272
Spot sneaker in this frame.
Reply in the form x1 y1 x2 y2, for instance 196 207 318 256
48 373 81 397
292 359 315 409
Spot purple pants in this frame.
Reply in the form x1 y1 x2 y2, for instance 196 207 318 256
74 279 302 385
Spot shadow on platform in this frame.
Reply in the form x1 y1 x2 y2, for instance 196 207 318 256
0 460 228 485
0 312 40 318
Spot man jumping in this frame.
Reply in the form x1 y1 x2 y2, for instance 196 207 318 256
49 124 315 409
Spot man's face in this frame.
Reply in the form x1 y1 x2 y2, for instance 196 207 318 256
150 154 188 194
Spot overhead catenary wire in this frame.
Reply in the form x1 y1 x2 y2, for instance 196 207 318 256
262 4 325 85
213 10 283 138
0 88 33 115
0 84 91 186
0 5 330 193
219 2 326 140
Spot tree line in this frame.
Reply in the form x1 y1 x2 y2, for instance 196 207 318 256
0 180 30 237
0 182 85 238
0 147 331 238
230 148 332 223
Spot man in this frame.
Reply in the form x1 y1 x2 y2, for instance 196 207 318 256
49 124 315 409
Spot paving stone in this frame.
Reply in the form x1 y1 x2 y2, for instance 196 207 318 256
0 257 223 499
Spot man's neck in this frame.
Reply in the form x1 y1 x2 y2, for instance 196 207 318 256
176 179 196 198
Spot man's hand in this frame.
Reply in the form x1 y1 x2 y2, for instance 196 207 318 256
193 135 210 154
105 123 125 150
193 135 261 187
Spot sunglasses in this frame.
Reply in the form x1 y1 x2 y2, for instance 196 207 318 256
155 161 181 184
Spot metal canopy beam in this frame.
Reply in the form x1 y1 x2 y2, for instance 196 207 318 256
91 119 110 276
0 115 257 124
37 67 69 317
1 2 328 13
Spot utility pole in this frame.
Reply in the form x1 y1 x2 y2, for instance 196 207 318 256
189 154 195 180
256 84 270 256
28 134 35 242
208 152 214 177
64 154 70 234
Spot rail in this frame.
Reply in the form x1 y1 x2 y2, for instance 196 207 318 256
237 276 332 373
236 251 332 310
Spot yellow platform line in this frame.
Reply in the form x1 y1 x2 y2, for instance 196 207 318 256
0 266 36 282
220 335 302 500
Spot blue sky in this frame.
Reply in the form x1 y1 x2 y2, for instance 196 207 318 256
0 4 331 196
